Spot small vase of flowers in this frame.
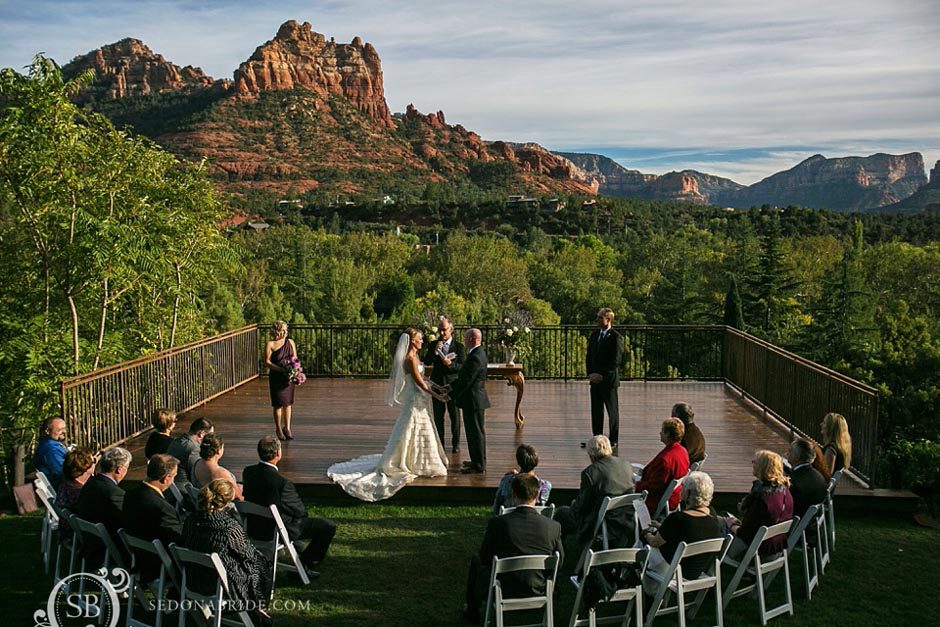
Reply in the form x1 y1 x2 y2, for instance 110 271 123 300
495 310 532 365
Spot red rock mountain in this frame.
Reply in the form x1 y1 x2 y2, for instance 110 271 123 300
232 20 392 128
883 159 940 212
62 38 220 100
61 21 596 199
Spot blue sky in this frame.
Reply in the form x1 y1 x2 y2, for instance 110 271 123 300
1 0 938 184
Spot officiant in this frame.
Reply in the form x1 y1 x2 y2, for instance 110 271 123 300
423 316 466 453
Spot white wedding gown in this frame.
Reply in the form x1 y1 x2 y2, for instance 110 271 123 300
327 364 448 501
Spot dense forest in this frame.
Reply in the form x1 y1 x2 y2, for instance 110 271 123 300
2 58 938 491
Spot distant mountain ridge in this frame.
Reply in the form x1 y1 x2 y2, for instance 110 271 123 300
558 150 928 211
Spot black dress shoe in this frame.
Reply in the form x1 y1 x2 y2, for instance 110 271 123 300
461 460 475 467
580 441 587 448
301 568 321 580
460 465 484 474
452 445 460 453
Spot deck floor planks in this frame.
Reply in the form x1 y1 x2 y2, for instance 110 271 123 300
123 378 867 495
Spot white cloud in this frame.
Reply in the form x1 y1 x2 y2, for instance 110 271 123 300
1 0 937 184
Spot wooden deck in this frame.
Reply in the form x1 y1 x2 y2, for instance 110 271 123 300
123 378 870 499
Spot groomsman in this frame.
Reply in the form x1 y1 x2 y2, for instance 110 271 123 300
450 328 490 474
423 316 466 453
585 307 624 448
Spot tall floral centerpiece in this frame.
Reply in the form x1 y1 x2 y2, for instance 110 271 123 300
415 310 443 343
495 310 532 365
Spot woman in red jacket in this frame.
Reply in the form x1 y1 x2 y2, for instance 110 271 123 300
636 418 690 514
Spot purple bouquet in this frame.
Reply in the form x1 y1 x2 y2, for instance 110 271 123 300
284 355 307 386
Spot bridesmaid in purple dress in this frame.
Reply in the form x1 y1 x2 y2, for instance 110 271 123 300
265 320 297 440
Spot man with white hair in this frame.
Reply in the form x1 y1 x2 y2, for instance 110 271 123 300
74 446 132 563
556 435 635 552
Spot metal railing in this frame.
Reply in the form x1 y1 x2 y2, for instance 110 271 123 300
722 327 878 485
61 323 878 485
61 325 260 449
273 324 725 381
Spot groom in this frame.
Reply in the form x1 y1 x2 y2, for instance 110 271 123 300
449 328 490 474
423 316 466 453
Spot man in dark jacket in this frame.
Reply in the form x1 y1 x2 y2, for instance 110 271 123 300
672 402 706 465
463 475 564 622
450 328 491 473
121 454 184 582
557 435 635 552
423 316 466 453
787 438 828 518
74 446 131 566
242 436 336 577
166 417 213 485
585 308 624 447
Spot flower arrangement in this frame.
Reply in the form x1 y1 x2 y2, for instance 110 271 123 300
495 310 532 364
414 310 444 342
285 355 306 386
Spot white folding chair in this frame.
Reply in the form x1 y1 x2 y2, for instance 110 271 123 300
484 551 560 627
499 504 557 519
34 481 59 574
653 476 686 521
35 470 55 496
169 544 254 627
184 483 202 508
783 506 822 599
568 548 648 627
688 453 708 473
119 531 183 627
234 500 312 590
633 500 653 546
644 536 732 627
721 520 794 624
576 492 647 573
165 482 186 514
825 469 843 549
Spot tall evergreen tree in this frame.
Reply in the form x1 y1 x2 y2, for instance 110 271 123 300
723 276 745 329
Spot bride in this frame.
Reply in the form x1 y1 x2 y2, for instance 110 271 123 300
327 328 451 501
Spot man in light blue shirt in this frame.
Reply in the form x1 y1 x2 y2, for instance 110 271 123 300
33 417 68 489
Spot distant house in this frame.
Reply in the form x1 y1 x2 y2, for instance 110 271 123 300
582 199 597 207
278 199 302 209
244 220 271 233
543 197 566 213
372 194 395 205
506 195 539 209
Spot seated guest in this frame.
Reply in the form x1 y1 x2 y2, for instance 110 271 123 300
121 454 184 582
726 450 793 557
145 408 177 459
464 475 564 623
809 440 832 483
55 447 97 546
183 479 272 626
167 417 213 485
672 402 705 465
191 433 243 500
33 417 69 490
74 447 132 564
640 471 722 593
243 436 336 576
821 412 852 476
556 435 635 553
636 418 690 514
787 438 828 519
492 444 552 514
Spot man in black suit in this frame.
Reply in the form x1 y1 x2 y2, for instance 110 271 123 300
423 316 466 453
450 328 490 474
557 435 635 553
121 454 184 582
787 438 828 518
463 475 564 622
242 436 336 577
585 308 624 447
74 446 131 565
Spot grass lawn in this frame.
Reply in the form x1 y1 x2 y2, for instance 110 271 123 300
1 504 936 626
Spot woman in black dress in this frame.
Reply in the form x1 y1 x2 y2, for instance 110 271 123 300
265 320 298 440
183 479 273 624
821 412 852 476
144 408 177 459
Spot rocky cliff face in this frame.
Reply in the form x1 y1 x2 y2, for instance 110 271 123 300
558 153 741 203
931 159 940 187
881 159 940 212
718 153 927 211
63 38 219 101
232 20 393 128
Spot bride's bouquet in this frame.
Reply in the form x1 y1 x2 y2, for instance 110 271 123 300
284 355 307 385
